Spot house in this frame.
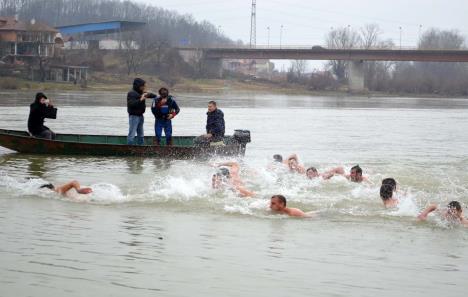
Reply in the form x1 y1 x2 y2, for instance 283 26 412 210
0 16 63 62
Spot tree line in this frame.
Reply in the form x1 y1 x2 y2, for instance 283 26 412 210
289 24 468 95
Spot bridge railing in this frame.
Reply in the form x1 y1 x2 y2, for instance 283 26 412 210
178 44 468 51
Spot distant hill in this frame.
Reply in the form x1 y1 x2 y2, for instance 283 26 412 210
0 0 233 47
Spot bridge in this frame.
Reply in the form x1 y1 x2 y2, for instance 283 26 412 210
178 47 468 92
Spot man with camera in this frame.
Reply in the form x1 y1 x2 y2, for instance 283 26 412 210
127 78 157 145
27 92 58 140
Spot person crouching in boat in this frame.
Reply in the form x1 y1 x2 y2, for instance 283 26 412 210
151 87 180 146
127 78 157 145
40 180 93 197
28 92 57 140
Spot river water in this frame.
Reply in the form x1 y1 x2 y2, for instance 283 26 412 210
0 91 467 297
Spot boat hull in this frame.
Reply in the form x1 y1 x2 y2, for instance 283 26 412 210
0 129 248 159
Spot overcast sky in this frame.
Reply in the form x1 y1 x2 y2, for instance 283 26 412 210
136 0 468 70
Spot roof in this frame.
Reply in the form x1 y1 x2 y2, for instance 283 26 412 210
56 20 146 36
0 16 58 33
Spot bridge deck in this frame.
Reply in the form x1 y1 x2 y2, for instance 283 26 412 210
192 48 468 62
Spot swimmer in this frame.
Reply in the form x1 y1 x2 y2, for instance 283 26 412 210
343 165 369 183
268 154 288 171
380 178 399 208
212 161 255 198
418 201 468 227
40 180 93 196
273 154 284 164
306 166 344 180
286 154 306 174
269 195 307 217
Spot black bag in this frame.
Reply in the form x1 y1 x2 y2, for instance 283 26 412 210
45 107 57 119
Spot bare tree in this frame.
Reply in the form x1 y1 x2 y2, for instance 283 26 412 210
360 23 381 49
292 60 308 80
326 27 361 81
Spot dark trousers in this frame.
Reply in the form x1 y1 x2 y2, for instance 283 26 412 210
33 128 56 140
155 119 172 144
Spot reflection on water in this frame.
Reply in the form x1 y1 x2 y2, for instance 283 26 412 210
1 91 468 297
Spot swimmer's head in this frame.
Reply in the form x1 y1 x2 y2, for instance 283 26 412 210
306 167 319 179
270 194 287 212
382 178 397 191
350 165 363 182
380 184 394 201
273 154 283 163
288 158 298 170
447 201 463 219
40 183 55 190
212 168 230 189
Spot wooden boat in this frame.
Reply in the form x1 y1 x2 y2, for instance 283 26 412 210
0 129 251 159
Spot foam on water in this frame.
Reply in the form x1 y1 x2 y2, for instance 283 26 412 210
1 157 467 227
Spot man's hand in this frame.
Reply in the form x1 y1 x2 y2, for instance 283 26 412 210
167 114 174 120
140 93 148 101
203 133 213 138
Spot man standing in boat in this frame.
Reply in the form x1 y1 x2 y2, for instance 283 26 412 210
127 78 157 145
151 87 180 146
28 92 57 140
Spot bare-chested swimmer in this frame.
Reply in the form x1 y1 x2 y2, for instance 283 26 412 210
212 161 255 198
40 180 93 196
417 201 468 227
380 178 399 208
306 166 344 180
269 195 307 217
340 165 369 183
286 154 306 174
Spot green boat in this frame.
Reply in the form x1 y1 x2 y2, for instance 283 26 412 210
0 129 251 159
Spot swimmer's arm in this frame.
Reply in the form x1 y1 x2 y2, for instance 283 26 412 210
460 217 468 227
56 180 92 195
236 186 255 198
417 204 438 220
287 154 298 161
332 167 346 176
321 167 343 179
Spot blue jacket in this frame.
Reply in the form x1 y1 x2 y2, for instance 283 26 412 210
151 95 180 120
206 109 225 140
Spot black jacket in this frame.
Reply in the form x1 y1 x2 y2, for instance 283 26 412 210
27 102 56 135
206 109 225 140
127 78 156 116
151 95 180 120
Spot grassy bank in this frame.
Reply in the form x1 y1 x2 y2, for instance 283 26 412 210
1 74 467 98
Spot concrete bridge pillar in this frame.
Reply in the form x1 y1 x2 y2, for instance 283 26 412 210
348 60 365 93
202 58 223 78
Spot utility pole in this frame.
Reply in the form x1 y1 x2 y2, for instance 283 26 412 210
267 26 270 48
280 24 283 49
399 26 402 50
249 0 257 48
418 25 423 44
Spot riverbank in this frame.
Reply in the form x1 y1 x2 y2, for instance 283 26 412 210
1 74 467 99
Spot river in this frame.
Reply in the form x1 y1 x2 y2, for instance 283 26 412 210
0 91 467 297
